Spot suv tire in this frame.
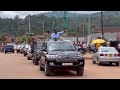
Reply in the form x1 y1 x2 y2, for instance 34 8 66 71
28 57 31 60
34 58 39 65
116 62 119 66
5 51 7 54
17 50 19 53
24 53 27 56
76 67 84 76
45 61 52 76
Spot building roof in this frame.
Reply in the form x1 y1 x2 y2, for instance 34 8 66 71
94 27 120 33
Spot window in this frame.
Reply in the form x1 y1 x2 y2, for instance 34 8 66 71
101 47 118 53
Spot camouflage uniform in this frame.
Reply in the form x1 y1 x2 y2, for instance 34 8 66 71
28 36 35 53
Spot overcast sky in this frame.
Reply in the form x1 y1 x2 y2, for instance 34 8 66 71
0 11 100 19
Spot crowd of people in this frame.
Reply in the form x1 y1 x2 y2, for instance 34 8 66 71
90 37 120 53
73 37 120 53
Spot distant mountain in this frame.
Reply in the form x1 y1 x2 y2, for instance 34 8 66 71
35 11 120 19
36 11 88 18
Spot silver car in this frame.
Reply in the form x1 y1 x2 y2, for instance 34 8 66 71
92 46 120 66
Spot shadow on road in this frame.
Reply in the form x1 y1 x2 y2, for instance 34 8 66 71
51 71 77 77
98 63 119 67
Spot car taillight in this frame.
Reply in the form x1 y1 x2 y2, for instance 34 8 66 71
100 54 104 56
117 54 120 57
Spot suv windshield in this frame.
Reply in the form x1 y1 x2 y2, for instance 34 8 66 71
48 42 76 51
5 45 14 48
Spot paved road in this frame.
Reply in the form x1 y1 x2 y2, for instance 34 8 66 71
0 52 120 79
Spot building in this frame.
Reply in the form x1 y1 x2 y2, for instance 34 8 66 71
5 36 21 44
89 27 120 41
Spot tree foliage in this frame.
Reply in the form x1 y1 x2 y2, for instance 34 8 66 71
0 11 120 37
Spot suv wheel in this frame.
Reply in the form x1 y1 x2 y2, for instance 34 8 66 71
34 58 39 65
28 57 31 60
24 53 27 56
76 67 84 76
116 62 119 66
5 51 7 54
17 50 19 53
44 61 52 76
39 58 44 71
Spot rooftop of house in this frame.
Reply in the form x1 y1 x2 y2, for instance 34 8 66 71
94 27 120 33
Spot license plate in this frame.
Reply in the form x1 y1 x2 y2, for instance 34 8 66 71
109 54 112 57
62 63 73 66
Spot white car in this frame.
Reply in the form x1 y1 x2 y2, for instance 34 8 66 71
13 44 17 50
23 44 29 56
92 46 120 66
27 45 32 60
16 44 21 53
20 44 25 54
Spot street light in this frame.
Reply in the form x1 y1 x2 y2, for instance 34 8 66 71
101 11 104 38
87 11 91 46
53 11 55 30
64 11 67 30
28 15 31 34
43 20 45 34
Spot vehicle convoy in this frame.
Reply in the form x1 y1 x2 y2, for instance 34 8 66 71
33 40 44 65
92 46 120 66
39 39 85 76
4 45 14 54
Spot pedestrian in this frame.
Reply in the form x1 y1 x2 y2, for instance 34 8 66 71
82 42 87 54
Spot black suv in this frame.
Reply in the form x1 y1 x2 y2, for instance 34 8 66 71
32 40 43 65
39 40 85 76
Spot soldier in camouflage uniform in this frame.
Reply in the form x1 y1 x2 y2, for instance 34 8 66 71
28 30 50 53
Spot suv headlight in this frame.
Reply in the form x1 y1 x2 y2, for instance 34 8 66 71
46 55 57 58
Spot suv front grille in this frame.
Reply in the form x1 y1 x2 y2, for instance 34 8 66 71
56 55 77 62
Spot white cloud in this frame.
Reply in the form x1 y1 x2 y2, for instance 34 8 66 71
0 11 100 18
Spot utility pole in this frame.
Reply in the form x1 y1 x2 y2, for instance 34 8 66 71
88 11 90 36
87 11 91 47
101 11 104 39
28 15 31 34
75 11 77 31
53 11 55 30
82 23 85 37
75 12 78 44
43 20 45 34
64 11 67 30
